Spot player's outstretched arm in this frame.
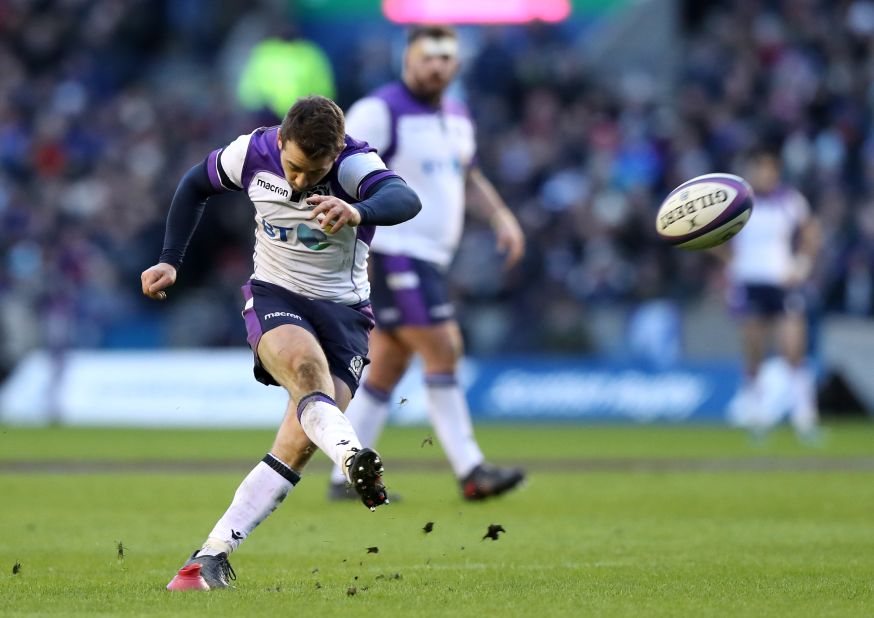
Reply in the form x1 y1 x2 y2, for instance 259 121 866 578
141 160 223 301
465 167 525 268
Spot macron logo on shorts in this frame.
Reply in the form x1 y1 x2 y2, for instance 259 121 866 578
264 311 303 321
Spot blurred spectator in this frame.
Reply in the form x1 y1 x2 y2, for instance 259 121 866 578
237 32 336 120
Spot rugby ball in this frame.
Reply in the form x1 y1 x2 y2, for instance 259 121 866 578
655 173 754 250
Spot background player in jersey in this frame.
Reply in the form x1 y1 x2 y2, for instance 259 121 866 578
725 148 822 439
141 96 421 590
327 26 526 501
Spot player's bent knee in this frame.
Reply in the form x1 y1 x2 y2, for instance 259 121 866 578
421 342 462 373
436 330 464 364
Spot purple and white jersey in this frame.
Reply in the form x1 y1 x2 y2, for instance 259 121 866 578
730 186 810 285
207 127 397 304
345 82 476 267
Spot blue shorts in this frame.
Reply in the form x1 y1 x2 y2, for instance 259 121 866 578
728 283 806 318
368 252 455 329
241 279 375 395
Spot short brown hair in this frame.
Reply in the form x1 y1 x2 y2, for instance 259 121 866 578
279 96 345 160
406 24 457 46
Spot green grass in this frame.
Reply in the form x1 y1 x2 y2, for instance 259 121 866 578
3 422 874 462
1 423 873 617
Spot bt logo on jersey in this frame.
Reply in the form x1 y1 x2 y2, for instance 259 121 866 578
261 218 331 250
261 218 292 241
421 158 462 174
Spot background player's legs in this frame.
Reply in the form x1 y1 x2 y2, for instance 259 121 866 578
330 328 413 486
778 312 818 436
394 320 485 479
328 250 520 499
733 316 770 430
740 317 768 382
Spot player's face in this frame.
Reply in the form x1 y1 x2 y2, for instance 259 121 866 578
748 155 781 194
277 139 336 192
404 36 460 99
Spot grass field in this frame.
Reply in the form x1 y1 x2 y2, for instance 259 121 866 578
1 423 873 617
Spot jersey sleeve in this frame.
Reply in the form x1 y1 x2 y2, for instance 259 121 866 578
337 151 399 201
205 132 251 192
345 97 392 155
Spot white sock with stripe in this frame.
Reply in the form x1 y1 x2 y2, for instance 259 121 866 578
330 383 391 485
297 392 362 481
425 373 484 479
198 453 299 556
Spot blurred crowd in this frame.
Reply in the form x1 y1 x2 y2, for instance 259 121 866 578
447 0 874 352
0 0 270 371
3 0 874 371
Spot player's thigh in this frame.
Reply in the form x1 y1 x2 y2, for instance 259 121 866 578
776 312 807 365
365 328 414 391
395 320 464 373
257 324 334 400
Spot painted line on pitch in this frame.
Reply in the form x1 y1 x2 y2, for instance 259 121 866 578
2 457 874 474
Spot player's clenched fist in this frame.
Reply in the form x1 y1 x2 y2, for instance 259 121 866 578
141 262 177 301
491 210 525 269
306 194 362 234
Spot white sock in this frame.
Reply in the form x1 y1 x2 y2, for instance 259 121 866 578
330 383 391 485
742 372 770 432
789 364 818 434
754 357 793 430
727 376 757 428
297 392 362 481
198 453 299 556
425 373 484 479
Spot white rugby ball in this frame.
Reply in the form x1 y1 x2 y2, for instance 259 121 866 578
655 173 754 250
